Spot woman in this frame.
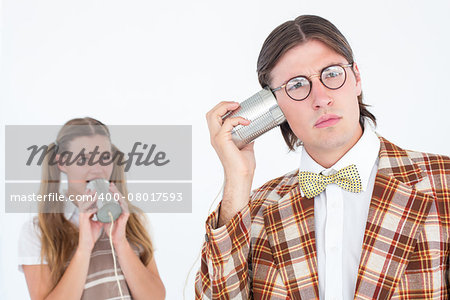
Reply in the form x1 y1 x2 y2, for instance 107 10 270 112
18 117 165 299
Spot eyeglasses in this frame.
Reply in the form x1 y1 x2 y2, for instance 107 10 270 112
271 63 354 101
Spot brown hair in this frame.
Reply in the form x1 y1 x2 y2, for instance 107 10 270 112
257 15 376 151
37 117 153 287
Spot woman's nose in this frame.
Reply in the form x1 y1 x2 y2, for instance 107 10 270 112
89 163 106 176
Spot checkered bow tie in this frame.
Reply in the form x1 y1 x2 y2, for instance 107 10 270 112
298 164 362 199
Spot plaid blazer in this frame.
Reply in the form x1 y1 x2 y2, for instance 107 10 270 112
195 137 450 299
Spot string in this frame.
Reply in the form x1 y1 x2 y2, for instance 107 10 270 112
109 211 125 300
183 180 225 300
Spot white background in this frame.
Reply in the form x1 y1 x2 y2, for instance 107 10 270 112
1 0 449 299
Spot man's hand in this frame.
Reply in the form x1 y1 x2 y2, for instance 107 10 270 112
206 101 256 227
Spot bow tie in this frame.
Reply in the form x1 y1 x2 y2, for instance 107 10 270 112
298 164 362 199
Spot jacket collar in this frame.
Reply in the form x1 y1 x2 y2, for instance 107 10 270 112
376 136 427 186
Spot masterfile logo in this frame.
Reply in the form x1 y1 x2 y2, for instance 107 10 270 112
5 125 192 213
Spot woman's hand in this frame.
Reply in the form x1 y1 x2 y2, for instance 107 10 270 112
103 182 130 248
77 189 104 253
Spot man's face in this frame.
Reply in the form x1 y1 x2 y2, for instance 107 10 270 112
270 39 363 160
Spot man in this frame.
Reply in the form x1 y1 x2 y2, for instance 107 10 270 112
196 15 450 299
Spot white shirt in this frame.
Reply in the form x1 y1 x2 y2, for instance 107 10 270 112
298 123 380 300
17 200 80 272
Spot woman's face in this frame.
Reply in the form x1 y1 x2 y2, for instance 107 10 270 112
58 134 113 196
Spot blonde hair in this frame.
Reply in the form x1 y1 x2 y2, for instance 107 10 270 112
37 117 153 287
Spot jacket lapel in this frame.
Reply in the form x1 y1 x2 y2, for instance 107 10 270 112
263 176 319 299
353 137 435 299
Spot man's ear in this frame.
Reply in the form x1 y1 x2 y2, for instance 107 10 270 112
352 62 362 97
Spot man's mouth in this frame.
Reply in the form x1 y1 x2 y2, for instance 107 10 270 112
314 114 341 128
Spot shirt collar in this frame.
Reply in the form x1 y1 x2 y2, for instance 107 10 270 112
298 120 380 196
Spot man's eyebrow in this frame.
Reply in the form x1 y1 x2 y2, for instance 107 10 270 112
301 61 348 77
316 61 347 72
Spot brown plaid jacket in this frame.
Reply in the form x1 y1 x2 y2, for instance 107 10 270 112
195 137 450 299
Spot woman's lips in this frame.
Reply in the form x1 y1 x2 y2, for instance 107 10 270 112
315 114 341 128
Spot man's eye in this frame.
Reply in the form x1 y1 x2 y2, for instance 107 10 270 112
288 79 308 91
326 71 340 78
324 67 344 79
293 82 304 88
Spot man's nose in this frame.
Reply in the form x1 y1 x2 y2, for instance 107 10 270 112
309 77 333 109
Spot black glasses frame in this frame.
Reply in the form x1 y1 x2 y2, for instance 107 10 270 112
271 62 354 101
